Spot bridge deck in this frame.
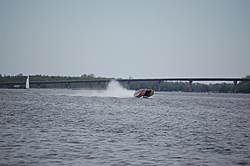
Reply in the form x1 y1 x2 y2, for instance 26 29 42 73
1 78 250 85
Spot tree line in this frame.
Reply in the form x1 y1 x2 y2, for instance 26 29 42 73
0 74 250 93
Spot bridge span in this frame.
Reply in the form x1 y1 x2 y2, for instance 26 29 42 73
1 78 250 92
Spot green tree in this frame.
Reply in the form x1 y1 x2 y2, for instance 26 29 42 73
237 75 250 93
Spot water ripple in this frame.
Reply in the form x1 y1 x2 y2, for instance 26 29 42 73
0 89 250 165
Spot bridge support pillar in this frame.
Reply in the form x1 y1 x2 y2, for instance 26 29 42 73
97 82 101 89
105 81 108 89
234 81 237 93
157 81 161 91
127 81 130 90
189 80 193 92
67 83 71 89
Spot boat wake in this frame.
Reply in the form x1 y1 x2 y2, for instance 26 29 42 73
70 80 134 98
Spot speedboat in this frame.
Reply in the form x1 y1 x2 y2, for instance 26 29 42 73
134 89 154 98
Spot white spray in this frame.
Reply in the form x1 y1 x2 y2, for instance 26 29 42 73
71 80 134 98
101 80 133 97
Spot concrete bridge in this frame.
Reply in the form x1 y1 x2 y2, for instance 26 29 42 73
1 78 250 92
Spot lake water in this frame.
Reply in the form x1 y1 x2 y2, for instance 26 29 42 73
1 81 250 165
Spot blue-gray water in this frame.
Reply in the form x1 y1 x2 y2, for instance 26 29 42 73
1 88 250 165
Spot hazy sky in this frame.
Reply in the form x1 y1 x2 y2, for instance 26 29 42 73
1 0 249 79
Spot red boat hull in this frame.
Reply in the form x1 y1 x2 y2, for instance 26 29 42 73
134 89 154 98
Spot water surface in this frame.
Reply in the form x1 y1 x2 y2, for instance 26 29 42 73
0 88 249 165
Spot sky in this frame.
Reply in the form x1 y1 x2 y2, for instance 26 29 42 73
0 0 250 79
